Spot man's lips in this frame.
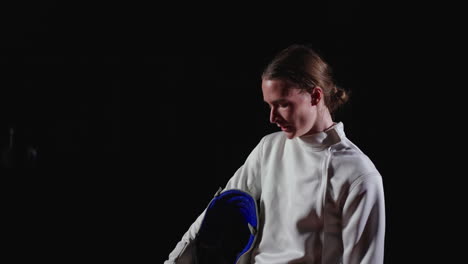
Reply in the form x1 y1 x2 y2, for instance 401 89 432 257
278 124 292 131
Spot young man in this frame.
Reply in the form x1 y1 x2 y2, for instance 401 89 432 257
165 44 385 264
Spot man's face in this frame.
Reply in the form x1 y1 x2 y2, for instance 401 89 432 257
262 79 318 139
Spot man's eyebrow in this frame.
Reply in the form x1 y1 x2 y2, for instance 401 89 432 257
264 99 288 104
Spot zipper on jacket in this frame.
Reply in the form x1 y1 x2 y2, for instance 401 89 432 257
320 147 333 261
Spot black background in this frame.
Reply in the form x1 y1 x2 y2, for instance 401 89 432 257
1 1 462 263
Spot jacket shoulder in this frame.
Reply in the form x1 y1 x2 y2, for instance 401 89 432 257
330 138 381 183
260 131 286 152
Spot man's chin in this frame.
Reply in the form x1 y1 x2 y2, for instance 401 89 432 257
284 131 296 139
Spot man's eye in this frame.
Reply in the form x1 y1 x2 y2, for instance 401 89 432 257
279 103 289 108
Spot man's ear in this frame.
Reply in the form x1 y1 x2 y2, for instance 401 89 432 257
311 87 323 106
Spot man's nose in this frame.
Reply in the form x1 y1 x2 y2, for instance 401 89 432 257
269 108 278 124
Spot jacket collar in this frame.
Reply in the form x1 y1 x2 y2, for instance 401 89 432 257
295 122 345 150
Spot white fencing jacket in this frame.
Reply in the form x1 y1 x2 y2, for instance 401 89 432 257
165 122 385 264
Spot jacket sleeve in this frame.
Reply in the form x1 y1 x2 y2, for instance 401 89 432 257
341 173 385 264
163 209 206 264
223 136 265 199
164 136 265 263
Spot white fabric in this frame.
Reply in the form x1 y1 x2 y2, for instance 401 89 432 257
165 122 385 264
